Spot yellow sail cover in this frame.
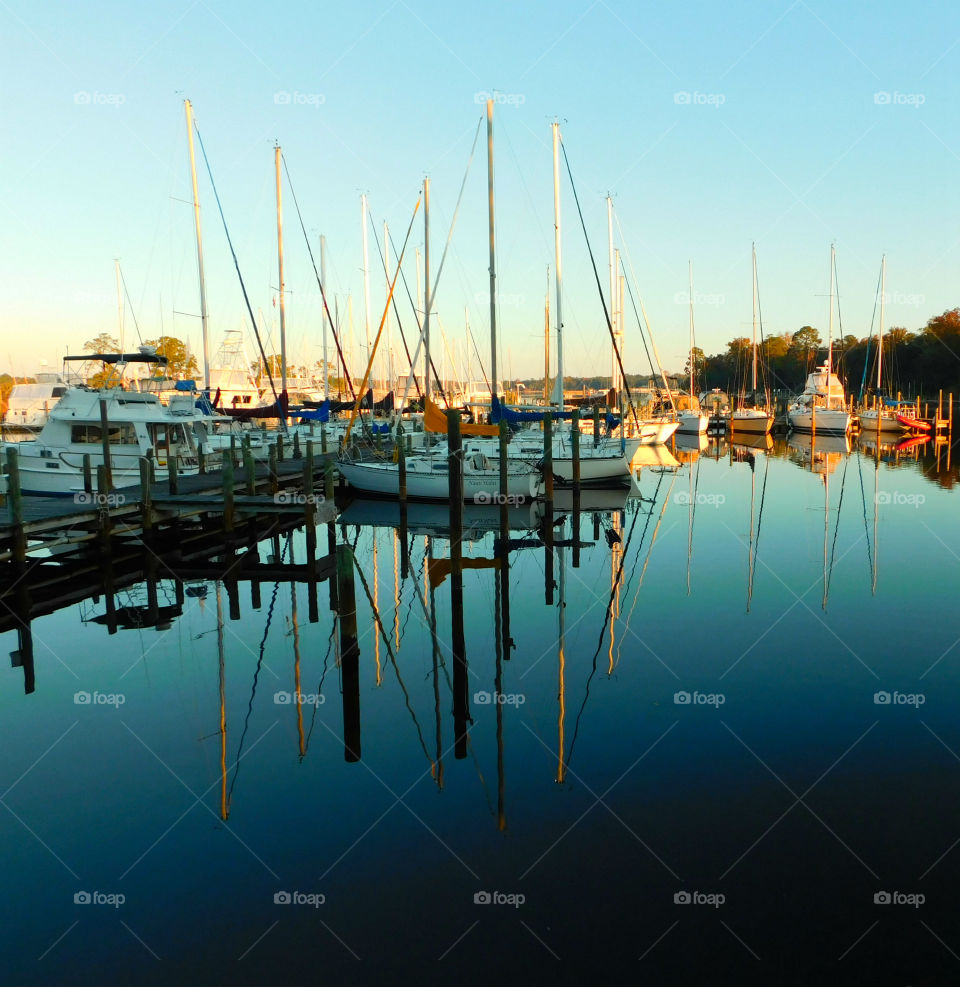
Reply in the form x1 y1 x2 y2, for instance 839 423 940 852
423 398 499 437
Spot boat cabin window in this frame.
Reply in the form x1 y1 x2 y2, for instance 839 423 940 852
149 423 193 453
52 386 66 397
71 423 138 445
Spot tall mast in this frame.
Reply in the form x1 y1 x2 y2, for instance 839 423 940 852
551 122 564 408
486 99 498 398
751 242 758 394
184 99 211 392
384 221 393 396
361 194 373 392
607 195 616 394
544 266 550 404
877 255 886 393
320 235 329 401
688 260 695 403
423 178 431 403
274 145 288 397
827 243 835 379
114 259 124 355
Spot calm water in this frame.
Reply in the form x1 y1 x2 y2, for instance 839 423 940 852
2 435 958 984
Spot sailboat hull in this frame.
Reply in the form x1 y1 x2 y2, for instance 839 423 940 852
788 409 850 434
729 411 773 434
338 457 538 502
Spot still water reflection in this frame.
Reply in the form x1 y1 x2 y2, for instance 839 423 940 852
1 434 958 984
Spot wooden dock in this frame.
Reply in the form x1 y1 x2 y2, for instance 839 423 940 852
1 440 339 563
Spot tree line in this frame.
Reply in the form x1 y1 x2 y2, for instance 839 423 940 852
694 308 960 398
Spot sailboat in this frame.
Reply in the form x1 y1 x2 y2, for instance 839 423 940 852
788 246 851 435
730 243 774 435
858 256 908 436
676 262 709 434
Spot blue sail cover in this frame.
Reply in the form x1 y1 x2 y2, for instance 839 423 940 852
491 395 576 424
295 400 330 422
490 396 621 430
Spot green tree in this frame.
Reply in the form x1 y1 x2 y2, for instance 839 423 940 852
683 346 706 388
84 332 121 354
143 336 199 379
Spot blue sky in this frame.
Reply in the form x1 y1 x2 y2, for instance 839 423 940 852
1 0 958 381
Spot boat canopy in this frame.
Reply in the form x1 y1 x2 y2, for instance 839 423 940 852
64 352 169 365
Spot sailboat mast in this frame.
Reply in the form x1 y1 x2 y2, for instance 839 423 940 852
423 179 431 403
486 99 498 399
184 99 211 393
877 255 886 394
114 259 124 356
751 242 758 394
544 266 550 404
551 122 564 407
320 235 329 401
274 145 288 397
827 244 835 380
361 194 373 392
384 221 393 396
607 195 616 394
688 260 695 403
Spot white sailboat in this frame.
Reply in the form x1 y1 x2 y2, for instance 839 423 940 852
858 256 907 436
788 246 851 435
676 261 709 434
730 243 774 435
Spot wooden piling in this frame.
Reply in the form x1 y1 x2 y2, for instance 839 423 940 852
277 433 285 462
593 405 600 445
5 447 26 565
244 446 256 496
222 454 235 534
293 431 301 459
268 444 279 495
139 458 153 532
571 409 581 495
168 453 179 495
98 399 113 491
82 454 93 494
543 413 554 505
336 544 361 762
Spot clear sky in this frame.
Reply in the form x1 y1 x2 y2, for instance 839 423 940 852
1 0 958 382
